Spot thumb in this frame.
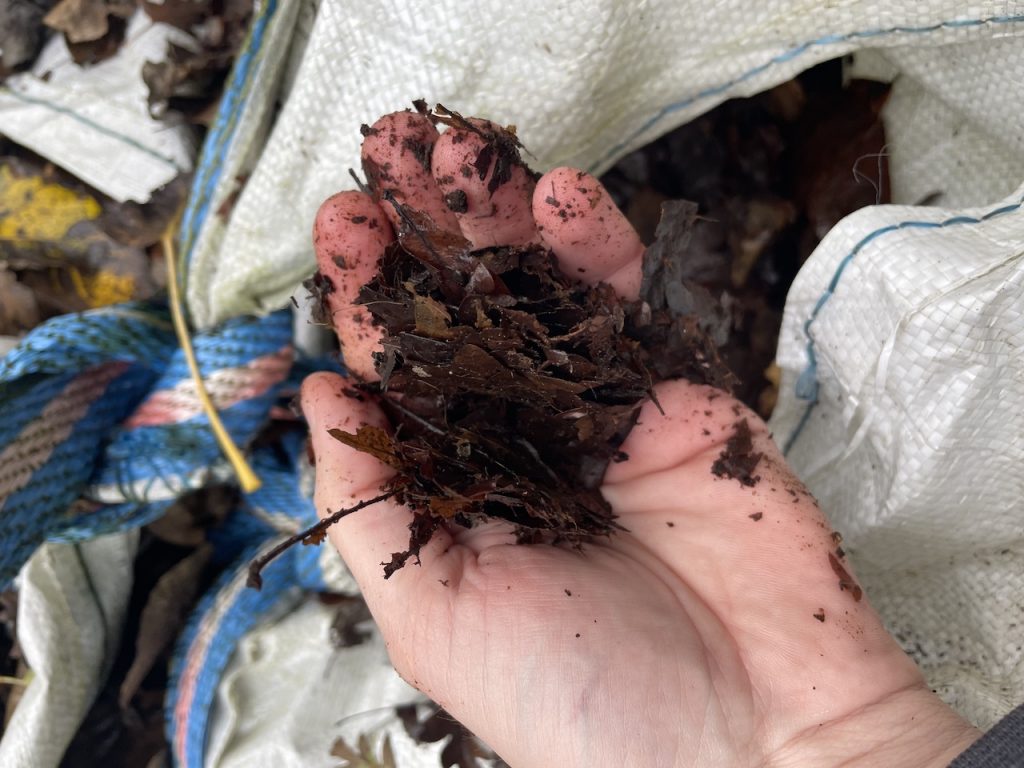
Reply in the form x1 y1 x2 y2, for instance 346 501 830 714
301 371 453 612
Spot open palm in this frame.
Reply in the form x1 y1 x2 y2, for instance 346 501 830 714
301 110 976 767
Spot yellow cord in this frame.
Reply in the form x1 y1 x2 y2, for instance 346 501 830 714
162 221 261 493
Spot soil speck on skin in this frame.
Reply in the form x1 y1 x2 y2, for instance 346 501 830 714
814 610 825 622
444 189 469 213
711 419 762 486
575 633 581 638
303 270 335 325
564 589 572 597
666 521 675 527
828 552 863 602
401 136 433 174
749 512 763 521
439 579 449 587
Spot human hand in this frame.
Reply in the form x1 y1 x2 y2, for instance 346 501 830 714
301 110 979 767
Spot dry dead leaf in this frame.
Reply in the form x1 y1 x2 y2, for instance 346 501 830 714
43 0 111 43
119 544 212 709
0 0 57 74
331 733 396 768
0 267 40 335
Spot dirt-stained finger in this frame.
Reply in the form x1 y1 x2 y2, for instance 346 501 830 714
431 119 538 248
312 191 393 380
361 111 459 233
532 167 644 299
301 372 456 611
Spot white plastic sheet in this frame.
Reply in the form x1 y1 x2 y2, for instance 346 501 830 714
0 12 196 204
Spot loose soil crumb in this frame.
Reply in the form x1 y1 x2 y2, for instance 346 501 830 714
828 552 863 602
711 418 762 486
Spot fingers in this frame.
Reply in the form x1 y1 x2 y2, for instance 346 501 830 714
431 119 538 248
532 167 645 299
301 372 454 604
312 191 393 380
361 111 460 233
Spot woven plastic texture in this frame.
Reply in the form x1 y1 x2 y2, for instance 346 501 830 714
0 532 138 768
186 0 1024 328
771 184 1024 728
851 37 1024 208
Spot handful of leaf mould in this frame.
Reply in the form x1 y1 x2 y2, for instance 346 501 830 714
248 116 735 589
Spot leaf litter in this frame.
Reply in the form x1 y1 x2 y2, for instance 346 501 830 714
250 103 737 586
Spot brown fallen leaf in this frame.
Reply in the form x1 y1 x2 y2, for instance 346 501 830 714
144 485 236 548
0 267 41 335
0 0 57 76
118 544 212 710
44 0 112 43
331 733 396 768
140 1 254 123
43 0 134 65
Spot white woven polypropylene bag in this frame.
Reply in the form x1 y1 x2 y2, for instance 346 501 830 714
120 0 1024 762
186 0 1024 328
772 186 1024 727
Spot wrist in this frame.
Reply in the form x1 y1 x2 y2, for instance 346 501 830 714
769 684 981 768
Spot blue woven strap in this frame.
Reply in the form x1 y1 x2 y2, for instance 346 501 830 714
0 305 176 584
0 304 295 584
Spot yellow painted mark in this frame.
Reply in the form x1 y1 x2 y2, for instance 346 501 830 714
0 165 101 243
68 267 136 307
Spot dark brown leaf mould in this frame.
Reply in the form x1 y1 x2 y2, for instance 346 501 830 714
324 113 735 577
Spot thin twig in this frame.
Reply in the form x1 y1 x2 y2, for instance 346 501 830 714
247 491 395 589
380 190 441 264
348 168 368 194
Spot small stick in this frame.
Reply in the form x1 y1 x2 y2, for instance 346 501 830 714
247 491 395 589
348 168 368 194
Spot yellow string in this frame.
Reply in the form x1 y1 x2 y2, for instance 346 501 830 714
162 220 261 493
0 673 31 687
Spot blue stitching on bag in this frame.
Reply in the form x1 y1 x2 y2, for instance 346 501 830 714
178 0 279 280
596 13 1024 170
782 196 1024 454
